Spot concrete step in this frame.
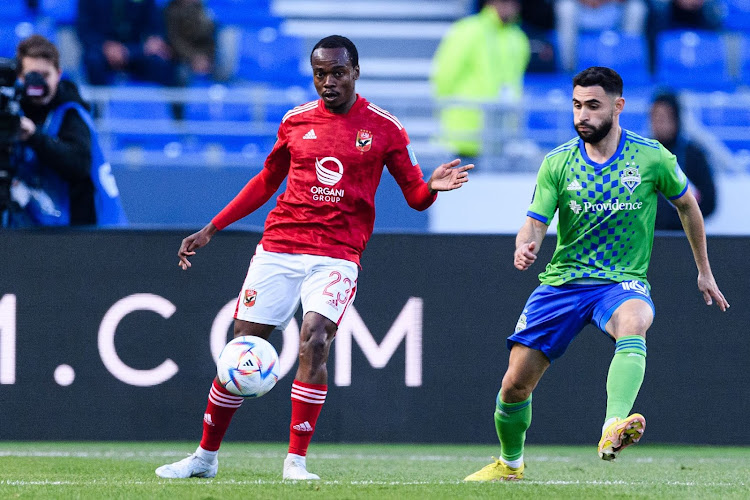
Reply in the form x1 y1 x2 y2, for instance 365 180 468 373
272 0 468 20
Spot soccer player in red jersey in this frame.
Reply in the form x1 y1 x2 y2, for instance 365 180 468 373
155 35 473 480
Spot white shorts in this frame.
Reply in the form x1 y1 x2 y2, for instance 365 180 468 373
234 245 358 330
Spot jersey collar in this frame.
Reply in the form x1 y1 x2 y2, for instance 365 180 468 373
578 128 626 172
317 94 366 116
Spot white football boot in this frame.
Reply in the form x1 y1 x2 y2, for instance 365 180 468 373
283 453 320 480
155 453 218 478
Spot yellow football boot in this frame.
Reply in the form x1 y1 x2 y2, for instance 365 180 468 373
464 457 524 481
598 413 646 461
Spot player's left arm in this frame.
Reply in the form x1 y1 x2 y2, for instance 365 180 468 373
385 127 472 210
671 191 730 311
655 145 729 311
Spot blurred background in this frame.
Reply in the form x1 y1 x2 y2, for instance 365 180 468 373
2 0 749 234
2 1 748 446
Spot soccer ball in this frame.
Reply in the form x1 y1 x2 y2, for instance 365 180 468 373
216 336 280 397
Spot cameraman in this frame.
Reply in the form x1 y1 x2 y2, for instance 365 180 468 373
10 35 126 227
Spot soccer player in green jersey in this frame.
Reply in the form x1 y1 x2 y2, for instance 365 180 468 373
465 66 730 481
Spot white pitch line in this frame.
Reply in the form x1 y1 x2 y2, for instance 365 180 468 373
1 479 744 487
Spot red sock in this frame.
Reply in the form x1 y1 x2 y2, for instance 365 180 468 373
199 379 244 452
289 380 327 456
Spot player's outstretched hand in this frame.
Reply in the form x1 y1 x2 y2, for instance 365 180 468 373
697 272 730 312
428 159 474 192
514 241 538 271
178 223 217 270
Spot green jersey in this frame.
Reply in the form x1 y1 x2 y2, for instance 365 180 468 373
527 130 688 287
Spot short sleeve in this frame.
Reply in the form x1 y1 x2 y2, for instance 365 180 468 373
656 144 689 200
527 158 558 225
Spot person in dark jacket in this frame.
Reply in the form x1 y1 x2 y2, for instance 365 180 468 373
76 0 176 86
650 91 717 230
11 35 127 227
164 0 216 78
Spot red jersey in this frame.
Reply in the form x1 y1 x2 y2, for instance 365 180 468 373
212 95 436 266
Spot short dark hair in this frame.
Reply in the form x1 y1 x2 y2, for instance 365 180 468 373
311 35 359 68
16 34 60 73
572 66 623 97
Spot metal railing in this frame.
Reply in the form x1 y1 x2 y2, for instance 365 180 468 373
81 84 748 173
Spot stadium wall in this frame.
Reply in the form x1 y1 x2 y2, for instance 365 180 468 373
112 165 430 232
1 231 747 445
112 166 750 235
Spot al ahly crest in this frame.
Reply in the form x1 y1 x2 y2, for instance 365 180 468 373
620 163 641 194
356 129 373 152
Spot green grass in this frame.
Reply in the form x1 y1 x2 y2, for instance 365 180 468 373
0 442 747 499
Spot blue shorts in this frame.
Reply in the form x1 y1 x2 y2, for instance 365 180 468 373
507 280 655 361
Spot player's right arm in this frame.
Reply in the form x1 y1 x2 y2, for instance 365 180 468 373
177 126 291 270
514 157 557 270
514 217 547 271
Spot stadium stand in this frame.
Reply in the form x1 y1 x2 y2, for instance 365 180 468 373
6 0 750 228
205 0 276 27
39 0 78 26
3 1 36 22
575 31 651 86
0 19 56 59
233 26 308 87
655 30 734 91
722 0 750 32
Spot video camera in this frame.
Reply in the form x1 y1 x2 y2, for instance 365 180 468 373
0 57 22 215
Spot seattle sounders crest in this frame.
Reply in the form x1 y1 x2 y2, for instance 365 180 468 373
621 163 641 194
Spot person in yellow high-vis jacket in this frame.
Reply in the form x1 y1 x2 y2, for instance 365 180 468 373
432 0 530 160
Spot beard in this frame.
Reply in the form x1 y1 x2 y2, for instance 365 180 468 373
575 115 613 144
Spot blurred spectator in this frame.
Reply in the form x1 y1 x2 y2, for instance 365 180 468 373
25 0 39 14
164 0 217 82
520 0 558 72
76 0 177 87
556 0 649 72
647 0 722 72
649 0 722 31
431 0 530 160
650 91 716 230
9 35 127 227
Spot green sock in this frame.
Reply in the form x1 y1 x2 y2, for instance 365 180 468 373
605 335 647 422
494 393 532 462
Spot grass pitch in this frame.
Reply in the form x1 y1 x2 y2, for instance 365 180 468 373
0 442 747 499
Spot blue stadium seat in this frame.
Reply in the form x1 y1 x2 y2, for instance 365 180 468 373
655 30 733 91
620 111 649 137
699 104 750 128
576 31 651 85
107 99 174 120
110 132 184 153
524 73 572 97
740 33 750 85
722 0 750 32
0 20 56 59
721 139 750 154
525 108 569 132
235 27 307 86
185 101 254 121
3 1 35 22
205 0 277 27
185 98 294 123
194 134 275 153
40 0 77 25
